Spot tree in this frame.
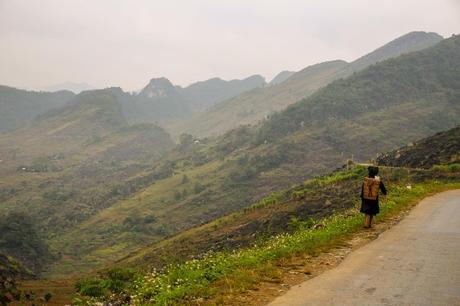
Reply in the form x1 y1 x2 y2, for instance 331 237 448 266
181 174 189 184
0 212 52 275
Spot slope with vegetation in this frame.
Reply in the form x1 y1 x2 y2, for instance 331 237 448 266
0 85 74 132
180 74 266 112
169 31 443 137
0 212 53 276
38 34 460 276
41 82 95 94
116 125 460 271
121 75 266 126
377 126 460 168
74 124 460 304
168 60 347 137
268 71 296 86
0 254 34 305
0 88 175 275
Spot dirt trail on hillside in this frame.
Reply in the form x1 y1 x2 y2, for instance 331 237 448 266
268 190 460 306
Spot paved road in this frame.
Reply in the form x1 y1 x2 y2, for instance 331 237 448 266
269 190 460 306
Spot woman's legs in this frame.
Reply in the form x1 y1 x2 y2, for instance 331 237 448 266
364 214 371 228
369 215 374 228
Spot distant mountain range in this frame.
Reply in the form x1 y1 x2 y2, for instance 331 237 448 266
0 74 266 132
1 30 458 277
169 31 443 137
0 85 75 132
268 70 296 86
123 74 266 125
0 31 442 135
19 32 458 276
41 82 96 94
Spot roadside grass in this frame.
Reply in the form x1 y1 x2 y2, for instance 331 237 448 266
75 166 460 305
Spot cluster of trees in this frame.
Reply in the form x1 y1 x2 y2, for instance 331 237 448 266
0 254 52 305
122 214 157 232
256 35 460 142
0 212 53 275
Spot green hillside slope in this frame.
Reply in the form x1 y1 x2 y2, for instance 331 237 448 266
117 125 460 270
344 31 443 72
168 60 347 137
257 34 459 141
269 70 296 85
169 31 443 137
0 85 75 132
75 126 460 304
42 34 460 277
377 126 460 168
122 75 266 126
180 75 266 112
0 89 175 274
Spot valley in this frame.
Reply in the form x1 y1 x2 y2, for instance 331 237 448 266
1 30 459 305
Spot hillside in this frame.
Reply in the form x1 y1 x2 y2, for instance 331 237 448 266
0 88 175 274
40 34 460 276
167 60 347 137
343 31 443 73
0 253 33 304
0 88 129 161
0 85 75 132
268 71 295 85
122 75 266 125
41 82 96 94
377 126 460 168
0 212 52 275
256 34 459 141
180 74 266 112
77 158 460 305
116 126 460 270
168 31 443 137
124 78 191 125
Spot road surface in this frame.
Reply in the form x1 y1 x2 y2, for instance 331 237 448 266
269 190 460 306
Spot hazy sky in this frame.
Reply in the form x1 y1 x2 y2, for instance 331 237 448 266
1 0 459 91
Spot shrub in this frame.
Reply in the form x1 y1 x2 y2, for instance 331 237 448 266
194 183 206 194
44 292 52 302
75 279 107 298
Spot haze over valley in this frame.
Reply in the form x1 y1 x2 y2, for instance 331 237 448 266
1 1 459 305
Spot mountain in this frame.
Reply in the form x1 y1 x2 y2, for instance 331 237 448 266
0 88 176 274
0 252 33 303
0 211 53 275
169 31 444 137
117 122 460 270
0 85 75 132
180 74 266 112
123 75 266 125
41 82 96 94
377 126 460 168
122 78 191 125
168 60 348 137
1 88 128 160
37 34 460 276
269 70 295 85
344 31 443 73
83 125 460 306
256 34 458 142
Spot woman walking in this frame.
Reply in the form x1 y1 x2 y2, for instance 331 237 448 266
360 166 387 228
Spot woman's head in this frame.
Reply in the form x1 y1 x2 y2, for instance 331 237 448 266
368 166 379 177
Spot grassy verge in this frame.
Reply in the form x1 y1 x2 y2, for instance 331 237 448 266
76 168 460 305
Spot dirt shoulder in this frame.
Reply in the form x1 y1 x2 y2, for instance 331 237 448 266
210 191 445 306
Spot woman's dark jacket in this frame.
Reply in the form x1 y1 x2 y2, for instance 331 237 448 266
360 178 387 215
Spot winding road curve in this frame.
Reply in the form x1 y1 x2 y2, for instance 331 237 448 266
269 190 460 306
